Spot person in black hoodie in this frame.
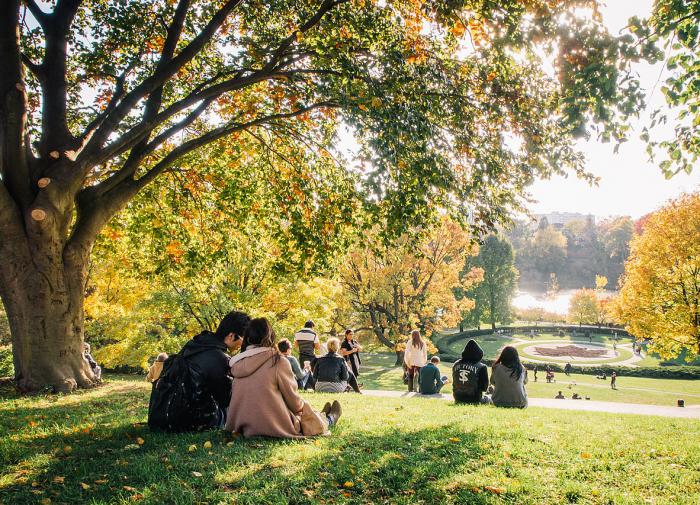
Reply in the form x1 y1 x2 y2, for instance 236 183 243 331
452 339 489 404
180 311 251 426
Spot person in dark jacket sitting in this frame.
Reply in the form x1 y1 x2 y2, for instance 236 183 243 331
180 310 251 427
452 339 489 404
313 338 349 393
419 356 448 394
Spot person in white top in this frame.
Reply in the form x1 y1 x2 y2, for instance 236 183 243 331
403 330 428 392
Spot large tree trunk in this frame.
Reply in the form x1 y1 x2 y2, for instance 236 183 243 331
0 231 96 393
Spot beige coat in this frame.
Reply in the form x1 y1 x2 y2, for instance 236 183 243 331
225 347 327 438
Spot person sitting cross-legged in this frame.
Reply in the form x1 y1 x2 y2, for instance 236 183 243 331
452 339 489 404
278 338 312 390
313 338 351 393
226 318 341 438
419 356 448 395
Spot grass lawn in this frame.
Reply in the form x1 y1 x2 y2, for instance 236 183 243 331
360 354 700 407
2 376 700 504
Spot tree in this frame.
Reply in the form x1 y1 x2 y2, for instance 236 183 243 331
567 289 598 326
1 0 647 391
632 6 700 176
615 193 700 359
340 218 479 350
599 216 634 285
460 235 517 331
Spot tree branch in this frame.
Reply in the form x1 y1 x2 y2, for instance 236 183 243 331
24 0 48 29
0 0 32 209
82 0 243 159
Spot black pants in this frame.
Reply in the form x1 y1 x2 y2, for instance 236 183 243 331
344 369 361 393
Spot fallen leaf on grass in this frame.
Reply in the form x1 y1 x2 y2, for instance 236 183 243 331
123 444 140 451
343 481 354 488
63 446 72 454
342 492 352 497
94 479 109 485
80 482 90 490
448 437 460 443
130 494 144 501
203 441 212 449
40 499 51 504
52 476 65 484
580 452 591 459
188 444 197 452
484 486 505 495
123 486 137 492
192 471 203 478
135 437 145 445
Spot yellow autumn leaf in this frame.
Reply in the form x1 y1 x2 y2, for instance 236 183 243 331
344 481 354 488
192 471 203 478
135 437 145 445
63 445 73 454
448 437 460 443
484 486 505 495
371 97 382 108
80 482 90 490
203 441 212 449
358 103 369 112
581 452 591 459
188 444 197 452
52 476 65 484
451 21 466 37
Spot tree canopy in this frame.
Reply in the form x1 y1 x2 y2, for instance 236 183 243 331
615 192 700 359
0 0 653 391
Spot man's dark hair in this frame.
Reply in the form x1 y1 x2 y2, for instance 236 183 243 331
277 338 291 354
215 311 251 341
304 320 315 329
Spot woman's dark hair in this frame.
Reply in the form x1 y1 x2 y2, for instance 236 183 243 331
215 311 251 341
345 329 353 338
241 318 277 351
494 346 523 381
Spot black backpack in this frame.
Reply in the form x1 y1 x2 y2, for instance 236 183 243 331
147 350 220 432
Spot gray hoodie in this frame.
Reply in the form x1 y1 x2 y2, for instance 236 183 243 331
490 363 528 408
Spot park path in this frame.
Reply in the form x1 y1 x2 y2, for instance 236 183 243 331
361 389 700 420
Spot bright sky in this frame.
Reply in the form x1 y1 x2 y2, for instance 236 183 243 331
529 0 700 219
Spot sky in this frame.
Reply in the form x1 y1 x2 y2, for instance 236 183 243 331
528 0 700 219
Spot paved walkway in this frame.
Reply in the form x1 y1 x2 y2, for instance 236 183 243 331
362 389 700 419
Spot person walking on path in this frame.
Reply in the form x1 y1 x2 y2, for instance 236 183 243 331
490 346 528 408
403 330 428 392
452 339 489 404
340 329 362 378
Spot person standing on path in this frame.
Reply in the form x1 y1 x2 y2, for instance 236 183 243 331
403 330 428 392
294 321 320 369
340 329 362 378
611 371 617 390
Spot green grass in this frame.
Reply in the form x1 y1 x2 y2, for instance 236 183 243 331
360 354 700 407
2 377 700 505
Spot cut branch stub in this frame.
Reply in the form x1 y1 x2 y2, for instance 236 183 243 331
37 177 51 188
31 208 47 221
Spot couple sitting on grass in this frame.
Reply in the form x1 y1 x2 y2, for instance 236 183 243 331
147 311 341 439
452 340 528 408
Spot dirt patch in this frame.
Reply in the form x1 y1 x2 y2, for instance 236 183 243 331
533 345 608 358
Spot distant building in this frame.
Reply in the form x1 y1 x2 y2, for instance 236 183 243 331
535 212 595 230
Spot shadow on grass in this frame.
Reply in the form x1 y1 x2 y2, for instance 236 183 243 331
0 382 504 505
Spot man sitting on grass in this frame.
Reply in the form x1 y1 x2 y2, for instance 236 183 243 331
278 338 312 390
418 356 448 395
452 339 489 404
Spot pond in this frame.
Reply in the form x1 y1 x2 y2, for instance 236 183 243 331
512 289 617 315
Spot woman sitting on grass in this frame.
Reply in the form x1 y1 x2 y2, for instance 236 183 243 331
490 346 528 408
225 318 341 438
313 338 350 393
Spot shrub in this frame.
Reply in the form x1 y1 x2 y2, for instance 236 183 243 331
0 346 14 378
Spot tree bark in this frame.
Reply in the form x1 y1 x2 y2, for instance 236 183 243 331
0 226 96 393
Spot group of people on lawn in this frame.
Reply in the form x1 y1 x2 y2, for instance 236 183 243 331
146 311 528 440
404 330 528 408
